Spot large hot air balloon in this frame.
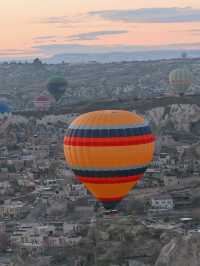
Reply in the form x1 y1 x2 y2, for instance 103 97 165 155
64 110 155 210
47 76 67 102
169 68 192 95
0 101 11 128
33 95 54 111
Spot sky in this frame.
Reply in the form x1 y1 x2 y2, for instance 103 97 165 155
0 0 200 59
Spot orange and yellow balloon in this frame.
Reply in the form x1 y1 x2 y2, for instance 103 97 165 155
64 110 155 210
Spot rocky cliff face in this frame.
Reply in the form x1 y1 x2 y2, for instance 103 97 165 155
9 103 200 135
2 103 200 153
145 103 200 156
146 104 200 134
155 234 200 266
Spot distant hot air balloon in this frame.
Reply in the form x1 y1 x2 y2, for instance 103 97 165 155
0 101 11 128
33 95 54 111
64 110 155 210
47 76 68 102
181 52 188 59
169 68 192 95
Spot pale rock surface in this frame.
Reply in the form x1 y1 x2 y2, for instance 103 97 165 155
155 234 200 266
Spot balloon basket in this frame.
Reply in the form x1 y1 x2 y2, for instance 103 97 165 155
103 209 119 216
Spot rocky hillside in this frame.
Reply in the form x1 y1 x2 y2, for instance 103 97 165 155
146 104 200 133
155 234 200 266
0 58 200 109
55 215 200 266
146 104 200 143
1 102 199 151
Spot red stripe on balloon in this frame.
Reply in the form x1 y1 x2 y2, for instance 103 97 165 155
76 174 142 184
64 134 155 146
97 197 123 202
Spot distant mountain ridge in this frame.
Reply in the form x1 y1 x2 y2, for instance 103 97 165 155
46 50 200 63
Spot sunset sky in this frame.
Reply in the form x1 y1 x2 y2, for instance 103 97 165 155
0 0 200 59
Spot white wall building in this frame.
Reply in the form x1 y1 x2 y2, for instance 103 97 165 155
150 194 174 210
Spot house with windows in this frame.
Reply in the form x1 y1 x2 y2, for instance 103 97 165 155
150 194 174 210
0 200 25 218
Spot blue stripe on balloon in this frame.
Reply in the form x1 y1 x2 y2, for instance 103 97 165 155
72 166 147 177
66 125 151 138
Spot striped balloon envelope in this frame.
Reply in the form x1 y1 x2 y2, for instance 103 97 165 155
64 110 155 210
169 68 192 95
